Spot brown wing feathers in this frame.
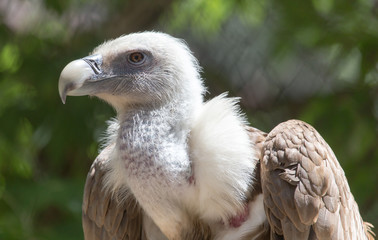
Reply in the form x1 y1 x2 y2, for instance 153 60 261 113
82 145 144 240
261 119 373 239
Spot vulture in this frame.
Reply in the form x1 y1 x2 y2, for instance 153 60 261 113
58 32 375 240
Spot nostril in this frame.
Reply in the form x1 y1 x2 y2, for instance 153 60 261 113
83 59 102 75
82 54 102 74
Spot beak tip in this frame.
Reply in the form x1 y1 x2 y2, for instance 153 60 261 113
59 90 67 104
58 58 97 104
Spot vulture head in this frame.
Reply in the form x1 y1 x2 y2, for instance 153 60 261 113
59 32 204 112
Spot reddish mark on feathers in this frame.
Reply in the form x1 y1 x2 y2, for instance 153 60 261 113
189 162 195 184
188 174 195 185
228 204 249 228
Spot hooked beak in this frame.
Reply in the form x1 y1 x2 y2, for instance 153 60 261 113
58 54 102 104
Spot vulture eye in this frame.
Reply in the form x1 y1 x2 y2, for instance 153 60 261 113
128 52 145 65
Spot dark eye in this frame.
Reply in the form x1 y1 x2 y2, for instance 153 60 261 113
128 52 145 65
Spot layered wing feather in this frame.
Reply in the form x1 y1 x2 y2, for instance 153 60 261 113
261 120 373 239
82 145 145 240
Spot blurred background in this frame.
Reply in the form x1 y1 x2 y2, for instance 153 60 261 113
0 0 377 239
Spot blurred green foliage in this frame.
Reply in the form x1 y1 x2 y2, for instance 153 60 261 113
0 0 377 239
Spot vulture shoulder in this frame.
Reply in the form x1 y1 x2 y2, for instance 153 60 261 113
261 119 375 239
82 144 148 240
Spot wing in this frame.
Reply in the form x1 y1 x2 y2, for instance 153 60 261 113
261 120 374 240
82 144 145 240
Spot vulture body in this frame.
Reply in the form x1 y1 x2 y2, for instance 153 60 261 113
58 32 374 240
